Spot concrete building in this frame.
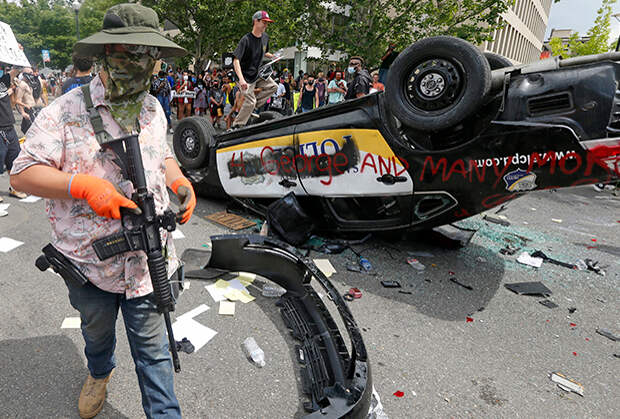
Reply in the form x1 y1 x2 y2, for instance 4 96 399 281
481 0 554 64
543 28 592 56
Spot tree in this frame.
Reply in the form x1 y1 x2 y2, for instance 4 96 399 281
549 0 617 58
144 0 511 70
0 0 77 69
313 0 511 68
142 0 315 71
78 0 128 40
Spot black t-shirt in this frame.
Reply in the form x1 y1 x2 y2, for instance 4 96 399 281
0 74 15 128
234 32 269 84
380 50 399 69
62 75 93 94
345 69 372 100
210 89 223 105
301 85 316 109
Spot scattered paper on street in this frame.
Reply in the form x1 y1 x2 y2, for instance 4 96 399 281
171 319 217 353
61 317 81 329
171 229 185 239
176 304 210 322
19 195 41 203
517 252 543 268
224 288 255 303
219 301 235 316
0 237 24 253
237 272 256 287
205 279 255 303
205 282 228 302
313 259 336 277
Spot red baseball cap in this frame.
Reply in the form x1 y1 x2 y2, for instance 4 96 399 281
253 11 274 23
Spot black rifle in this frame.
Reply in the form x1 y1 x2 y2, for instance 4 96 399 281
91 133 181 373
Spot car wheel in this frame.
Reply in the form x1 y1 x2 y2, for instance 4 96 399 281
386 36 491 132
249 110 283 125
484 52 513 70
173 116 215 169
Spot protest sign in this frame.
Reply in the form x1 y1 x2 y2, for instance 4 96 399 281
0 21 31 67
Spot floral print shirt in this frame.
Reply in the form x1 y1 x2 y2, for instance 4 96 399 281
11 74 179 298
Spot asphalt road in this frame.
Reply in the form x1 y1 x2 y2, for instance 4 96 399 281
0 123 618 418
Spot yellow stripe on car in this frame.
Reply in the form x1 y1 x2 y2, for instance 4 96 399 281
218 129 402 166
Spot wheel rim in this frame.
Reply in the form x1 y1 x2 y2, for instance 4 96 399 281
180 127 200 159
405 58 463 112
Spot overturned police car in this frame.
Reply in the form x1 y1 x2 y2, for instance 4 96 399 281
173 36 620 233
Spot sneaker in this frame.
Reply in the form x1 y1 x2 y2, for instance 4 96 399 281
8 187 27 199
78 369 114 419
592 183 604 192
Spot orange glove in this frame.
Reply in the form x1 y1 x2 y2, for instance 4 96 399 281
69 174 139 219
171 177 196 224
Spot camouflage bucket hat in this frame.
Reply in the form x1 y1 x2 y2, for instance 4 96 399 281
74 3 186 58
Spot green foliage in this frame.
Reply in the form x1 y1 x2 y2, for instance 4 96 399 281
317 0 511 68
79 0 128 40
143 0 510 70
549 0 617 58
548 36 566 58
0 0 76 69
142 0 306 70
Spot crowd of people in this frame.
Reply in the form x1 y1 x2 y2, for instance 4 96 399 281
146 55 390 131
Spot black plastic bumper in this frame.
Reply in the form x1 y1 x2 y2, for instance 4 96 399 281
208 235 372 418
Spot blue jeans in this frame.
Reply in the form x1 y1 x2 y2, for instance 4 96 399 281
157 94 172 128
378 68 389 85
65 280 181 418
0 127 21 174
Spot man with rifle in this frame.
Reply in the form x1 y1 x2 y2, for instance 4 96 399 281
9 4 194 418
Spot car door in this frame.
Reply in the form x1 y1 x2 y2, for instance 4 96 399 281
216 123 305 198
294 108 413 197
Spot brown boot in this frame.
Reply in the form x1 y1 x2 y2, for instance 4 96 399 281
78 369 113 418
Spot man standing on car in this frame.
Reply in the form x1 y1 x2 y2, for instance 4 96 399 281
231 10 278 128
344 56 371 100
10 4 194 418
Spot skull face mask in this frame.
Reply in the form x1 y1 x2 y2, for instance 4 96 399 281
102 47 157 132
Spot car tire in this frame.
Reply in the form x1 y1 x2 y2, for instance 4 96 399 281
173 116 215 169
385 36 491 132
249 110 283 125
484 52 513 70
